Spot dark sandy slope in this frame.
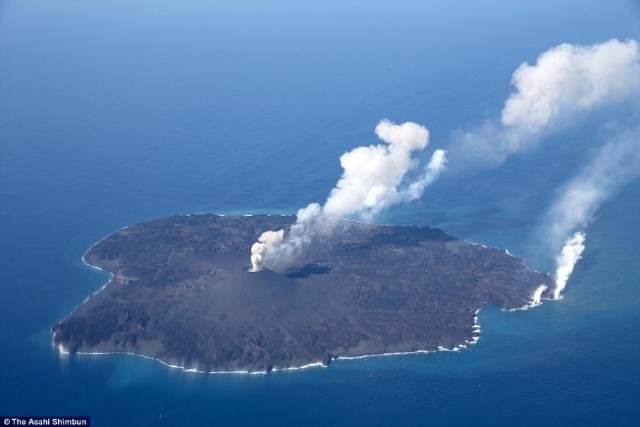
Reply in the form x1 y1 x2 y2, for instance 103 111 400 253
53 214 553 373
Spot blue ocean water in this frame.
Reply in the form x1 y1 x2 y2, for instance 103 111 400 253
1 1 639 425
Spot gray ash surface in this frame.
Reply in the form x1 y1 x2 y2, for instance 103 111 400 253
53 214 553 373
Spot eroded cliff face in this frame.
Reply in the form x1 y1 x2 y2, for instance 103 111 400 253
53 214 553 373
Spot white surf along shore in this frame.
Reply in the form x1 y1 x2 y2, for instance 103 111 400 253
53 213 553 375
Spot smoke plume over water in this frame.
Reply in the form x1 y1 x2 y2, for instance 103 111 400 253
554 232 586 299
546 128 640 297
452 38 640 168
452 39 640 297
501 39 640 134
250 38 640 293
250 119 447 270
512 39 640 297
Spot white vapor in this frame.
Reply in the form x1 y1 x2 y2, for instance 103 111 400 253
449 38 640 298
323 119 446 221
547 128 640 298
554 232 585 299
404 148 448 202
547 130 640 245
502 39 640 133
531 284 548 306
250 230 284 272
515 39 640 297
249 38 640 283
453 39 640 167
250 119 447 270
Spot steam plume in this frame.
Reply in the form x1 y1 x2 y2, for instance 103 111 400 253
531 284 548 306
250 119 447 270
452 39 640 296
250 39 640 284
250 230 284 271
553 232 585 299
322 119 445 221
510 39 640 297
502 39 640 133
546 128 640 297
452 39 640 167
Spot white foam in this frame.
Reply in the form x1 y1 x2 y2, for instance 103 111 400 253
53 238 117 327
464 238 548 275
54 344 329 375
55 312 486 375
334 313 483 361
54 213 504 374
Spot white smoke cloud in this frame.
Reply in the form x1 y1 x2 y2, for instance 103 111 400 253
251 119 447 270
323 119 434 221
250 229 284 271
547 128 640 244
554 232 586 299
502 39 640 133
250 39 640 283
404 148 448 202
452 39 640 167
444 39 640 296
546 127 640 297
256 204 325 270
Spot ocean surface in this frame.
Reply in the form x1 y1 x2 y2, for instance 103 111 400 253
1 1 639 425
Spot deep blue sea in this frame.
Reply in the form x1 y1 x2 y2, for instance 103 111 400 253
1 1 639 425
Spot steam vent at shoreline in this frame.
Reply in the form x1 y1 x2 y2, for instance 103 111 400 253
53 214 553 373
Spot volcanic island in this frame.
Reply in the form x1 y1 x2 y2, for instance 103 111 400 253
53 214 553 373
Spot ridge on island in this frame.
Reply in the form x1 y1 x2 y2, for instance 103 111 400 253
52 214 553 373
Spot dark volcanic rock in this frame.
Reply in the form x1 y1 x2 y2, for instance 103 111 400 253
52 214 553 373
